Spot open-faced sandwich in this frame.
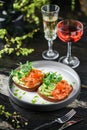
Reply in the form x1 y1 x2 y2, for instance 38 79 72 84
11 61 45 91
38 72 73 102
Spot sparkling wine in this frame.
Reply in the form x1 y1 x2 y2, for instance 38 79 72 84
41 4 60 60
43 16 57 41
57 21 83 43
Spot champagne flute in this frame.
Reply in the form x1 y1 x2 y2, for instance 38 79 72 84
57 19 83 68
41 4 60 60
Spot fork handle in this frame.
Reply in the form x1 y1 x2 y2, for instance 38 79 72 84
34 120 57 130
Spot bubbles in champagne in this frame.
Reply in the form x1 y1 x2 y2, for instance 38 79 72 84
43 16 58 41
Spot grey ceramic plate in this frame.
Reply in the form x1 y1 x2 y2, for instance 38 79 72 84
8 60 81 111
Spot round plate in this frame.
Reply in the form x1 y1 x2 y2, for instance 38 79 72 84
8 60 81 111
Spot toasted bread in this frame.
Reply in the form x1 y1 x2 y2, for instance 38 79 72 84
38 80 73 102
12 69 44 92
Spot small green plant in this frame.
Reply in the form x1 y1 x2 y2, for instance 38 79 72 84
0 28 39 57
0 0 49 58
13 0 48 24
0 104 28 128
71 0 75 11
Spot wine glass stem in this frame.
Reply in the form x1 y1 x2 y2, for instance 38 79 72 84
47 40 54 56
66 42 72 62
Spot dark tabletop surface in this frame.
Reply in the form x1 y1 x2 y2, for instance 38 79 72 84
0 2 87 129
0 27 87 130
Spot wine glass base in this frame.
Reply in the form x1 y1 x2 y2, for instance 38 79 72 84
58 56 80 68
42 50 59 60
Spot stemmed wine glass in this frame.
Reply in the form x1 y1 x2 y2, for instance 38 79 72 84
41 4 60 60
57 19 83 68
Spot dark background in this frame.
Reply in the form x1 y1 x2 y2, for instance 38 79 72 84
0 1 87 130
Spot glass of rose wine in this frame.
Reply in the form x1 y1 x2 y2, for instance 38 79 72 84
57 19 83 68
41 4 60 60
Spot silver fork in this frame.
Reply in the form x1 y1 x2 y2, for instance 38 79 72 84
34 109 76 130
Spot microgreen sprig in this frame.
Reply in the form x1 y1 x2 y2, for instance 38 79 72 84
11 61 32 80
43 72 62 86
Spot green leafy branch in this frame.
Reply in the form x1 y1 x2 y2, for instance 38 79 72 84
71 0 75 11
0 28 39 58
0 104 28 129
13 0 49 24
0 0 49 58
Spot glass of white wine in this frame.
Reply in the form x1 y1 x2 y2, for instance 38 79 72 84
41 4 60 60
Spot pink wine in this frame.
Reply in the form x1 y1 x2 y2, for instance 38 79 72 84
57 20 83 43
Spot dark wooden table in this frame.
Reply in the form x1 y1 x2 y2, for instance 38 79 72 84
0 26 87 130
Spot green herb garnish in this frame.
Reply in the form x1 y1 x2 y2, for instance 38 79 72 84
11 61 32 80
31 95 39 104
72 82 76 85
15 89 19 92
14 92 18 96
40 72 62 96
43 72 62 86
18 96 23 99
14 89 26 99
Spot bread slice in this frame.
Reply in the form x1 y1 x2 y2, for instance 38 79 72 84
38 88 60 102
38 80 73 102
12 68 44 92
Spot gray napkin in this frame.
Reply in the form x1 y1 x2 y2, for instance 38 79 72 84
0 74 9 96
